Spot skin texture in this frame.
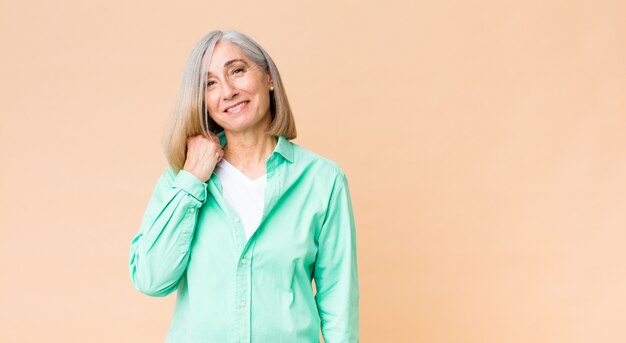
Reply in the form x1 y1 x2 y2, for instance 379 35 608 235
183 41 276 182
183 131 224 183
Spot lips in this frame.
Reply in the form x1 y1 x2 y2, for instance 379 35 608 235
224 101 249 114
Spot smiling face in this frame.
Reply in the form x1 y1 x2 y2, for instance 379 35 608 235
204 41 273 135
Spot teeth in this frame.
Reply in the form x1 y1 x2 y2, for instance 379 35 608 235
226 102 247 113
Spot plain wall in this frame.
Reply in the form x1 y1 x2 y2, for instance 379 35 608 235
1 0 625 342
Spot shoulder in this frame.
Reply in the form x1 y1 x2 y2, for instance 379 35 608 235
290 141 347 184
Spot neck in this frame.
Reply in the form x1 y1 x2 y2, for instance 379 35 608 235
223 130 277 171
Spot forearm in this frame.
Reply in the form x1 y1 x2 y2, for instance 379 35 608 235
129 168 206 297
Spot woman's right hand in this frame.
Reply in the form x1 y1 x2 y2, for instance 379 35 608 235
183 132 224 183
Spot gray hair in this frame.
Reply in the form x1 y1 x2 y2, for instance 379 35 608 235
163 30 297 172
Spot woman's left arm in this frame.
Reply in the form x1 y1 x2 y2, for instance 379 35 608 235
314 173 360 343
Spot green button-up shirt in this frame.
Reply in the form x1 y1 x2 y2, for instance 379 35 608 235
129 132 360 342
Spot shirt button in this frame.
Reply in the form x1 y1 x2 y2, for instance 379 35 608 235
241 258 247 264
189 208 195 213
240 301 246 308
233 217 240 223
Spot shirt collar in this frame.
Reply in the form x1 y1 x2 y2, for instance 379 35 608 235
216 131 294 163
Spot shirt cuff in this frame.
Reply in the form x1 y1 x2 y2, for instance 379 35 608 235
174 169 207 203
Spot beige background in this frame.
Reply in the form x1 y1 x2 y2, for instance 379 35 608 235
1 0 625 342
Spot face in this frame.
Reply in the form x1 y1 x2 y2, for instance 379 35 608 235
204 41 273 135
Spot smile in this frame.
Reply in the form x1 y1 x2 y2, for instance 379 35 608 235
224 101 249 114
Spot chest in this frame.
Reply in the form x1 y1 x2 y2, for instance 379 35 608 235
188 169 328 277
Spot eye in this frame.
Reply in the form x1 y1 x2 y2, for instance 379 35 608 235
231 67 245 76
206 80 216 87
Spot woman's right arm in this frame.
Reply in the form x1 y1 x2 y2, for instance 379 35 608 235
129 167 207 297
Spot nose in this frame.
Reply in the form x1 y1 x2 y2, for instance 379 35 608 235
222 78 238 100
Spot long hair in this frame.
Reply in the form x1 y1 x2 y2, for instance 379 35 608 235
162 30 297 173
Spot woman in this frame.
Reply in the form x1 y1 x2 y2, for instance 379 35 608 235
129 30 359 342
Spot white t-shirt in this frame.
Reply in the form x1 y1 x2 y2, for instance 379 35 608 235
214 159 266 240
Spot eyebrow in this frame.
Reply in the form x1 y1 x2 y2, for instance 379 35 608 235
207 59 248 76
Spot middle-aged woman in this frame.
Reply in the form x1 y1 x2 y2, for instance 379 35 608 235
129 30 359 342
